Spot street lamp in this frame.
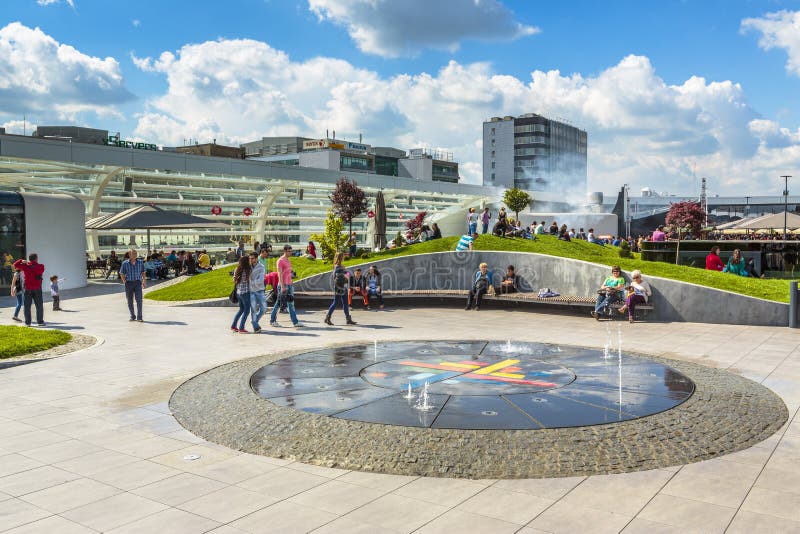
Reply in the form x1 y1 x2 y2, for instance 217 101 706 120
782 175 792 240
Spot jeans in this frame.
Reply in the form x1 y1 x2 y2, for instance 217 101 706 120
270 285 298 324
595 291 620 314
52 295 60 311
468 222 477 235
232 291 251 329
24 289 44 325
482 223 489 234
328 293 351 319
250 290 267 329
466 287 487 309
13 292 23 317
367 288 383 305
125 281 143 320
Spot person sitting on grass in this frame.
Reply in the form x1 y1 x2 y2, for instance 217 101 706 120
723 249 748 276
465 262 492 311
592 266 625 319
705 246 725 271
456 231 478 251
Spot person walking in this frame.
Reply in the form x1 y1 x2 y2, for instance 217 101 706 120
467 207 477 235
13 253 45 326
10 268 23 322
230 256 252 333
119 249 146 322
270 245 303 327
248 252 267 332
324 252 356 326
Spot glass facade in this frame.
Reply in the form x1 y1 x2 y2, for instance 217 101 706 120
0 192 25 290
374 156 399 177
0 155 485 258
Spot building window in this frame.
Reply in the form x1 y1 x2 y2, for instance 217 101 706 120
491 150 495 158
491 139 495 147
340 155 369 171
491 128 495 135
491 162 495 169
491 173 495 181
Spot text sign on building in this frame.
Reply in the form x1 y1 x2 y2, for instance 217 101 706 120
302 139 329 150
107 137 158 151
346 142 370 151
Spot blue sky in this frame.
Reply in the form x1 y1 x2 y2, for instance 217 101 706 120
2 0 800 196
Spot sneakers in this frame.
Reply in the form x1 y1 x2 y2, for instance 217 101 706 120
37 323 46 327
591 311 599 320
464 305 471 310
12 316 21 322
136 319 143 322
230 326 238 332
270 321 281 327
237 328 248 333
253 326 262 333
130 317 137 322
474 306 480 311
292 322 304 328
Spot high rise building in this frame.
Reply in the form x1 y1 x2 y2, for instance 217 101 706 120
483 114 587 194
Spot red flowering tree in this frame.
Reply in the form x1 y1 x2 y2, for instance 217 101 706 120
665 201 706 236
405 211 427 232
329 177 368 237
665 201 707 264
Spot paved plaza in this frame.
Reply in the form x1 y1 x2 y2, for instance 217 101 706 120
0 284 799 533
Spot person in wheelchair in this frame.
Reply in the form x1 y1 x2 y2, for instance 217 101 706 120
591 265 625 319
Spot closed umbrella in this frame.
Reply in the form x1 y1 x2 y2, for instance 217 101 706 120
374 191 387 250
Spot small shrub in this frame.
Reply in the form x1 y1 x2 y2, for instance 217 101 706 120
310 210 348 261
618 240 633 258
360 252 370 259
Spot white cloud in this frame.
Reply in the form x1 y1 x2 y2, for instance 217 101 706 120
308 0 537 57
132 19 141 28
742 10 800 75
0 22 132 124
131 38 800 196
37 0 75 7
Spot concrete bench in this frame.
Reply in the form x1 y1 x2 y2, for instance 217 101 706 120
293 289 654 318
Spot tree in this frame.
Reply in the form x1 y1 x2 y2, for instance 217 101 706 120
665 201 707 264
310 211 348 261
405 211 427 232
503 188 532 221
329 177 368 237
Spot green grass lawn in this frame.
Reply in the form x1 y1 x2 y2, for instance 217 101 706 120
145 235 794 303
0 325 72 359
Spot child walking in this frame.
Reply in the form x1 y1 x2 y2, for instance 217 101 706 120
50 275 64 311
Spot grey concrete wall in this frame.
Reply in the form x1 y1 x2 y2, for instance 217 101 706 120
22 192 87 290
294 251 789 326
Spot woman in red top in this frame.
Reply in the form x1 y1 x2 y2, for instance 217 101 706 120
705 246 725 271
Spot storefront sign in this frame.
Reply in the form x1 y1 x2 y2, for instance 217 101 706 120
107 137 158 151
302 139 329 150
346 142 369 151
243 207 253 216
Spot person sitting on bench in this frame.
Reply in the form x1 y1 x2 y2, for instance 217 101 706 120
466 262 492 311
592 265 625 319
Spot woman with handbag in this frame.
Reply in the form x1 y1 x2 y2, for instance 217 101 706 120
230 256 252 333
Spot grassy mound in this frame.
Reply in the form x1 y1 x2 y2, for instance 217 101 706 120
0 325 72 359
145 235 793 303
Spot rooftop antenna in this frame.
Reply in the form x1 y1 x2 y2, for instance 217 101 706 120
23 114 26 136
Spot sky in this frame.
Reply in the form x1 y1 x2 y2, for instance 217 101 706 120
2 0 800 197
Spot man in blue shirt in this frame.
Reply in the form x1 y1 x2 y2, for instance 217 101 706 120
456 232 478 252
120 249 146 322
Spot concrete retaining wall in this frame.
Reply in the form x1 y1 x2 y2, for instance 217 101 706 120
293 251 789 326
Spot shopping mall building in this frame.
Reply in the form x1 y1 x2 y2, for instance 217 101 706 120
0 132 499 261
